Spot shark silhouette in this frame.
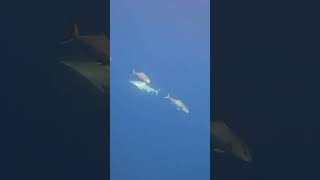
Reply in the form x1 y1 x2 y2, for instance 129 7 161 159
59 24 109 94
59 24 251 164
211 119 252 163
61 24 109 65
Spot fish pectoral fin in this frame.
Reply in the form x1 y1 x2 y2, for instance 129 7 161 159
176 108 181 111
214 148 225 153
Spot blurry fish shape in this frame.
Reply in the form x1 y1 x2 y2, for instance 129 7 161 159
131 68 151 84
211 120 252 162
61 61 109 93
130 80 160 95
61 24 109 64
163 93 189 113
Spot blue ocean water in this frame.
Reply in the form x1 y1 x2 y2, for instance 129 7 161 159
111 0 210 179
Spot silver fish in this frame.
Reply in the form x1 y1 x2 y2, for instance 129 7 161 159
164 93 189 113
130 80 160 96
131 68 151 84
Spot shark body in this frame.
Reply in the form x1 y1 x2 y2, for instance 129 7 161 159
61 61 109 93
61 24 109 65
59 24 109 94
211 120 252 162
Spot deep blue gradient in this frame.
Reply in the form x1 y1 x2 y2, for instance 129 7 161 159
111 0 210 179
213 0 320 179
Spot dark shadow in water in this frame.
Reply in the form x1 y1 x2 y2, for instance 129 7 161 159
0 0 109 179
213 49 320 179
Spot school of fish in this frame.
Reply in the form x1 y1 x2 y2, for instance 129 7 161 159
130 68 190 114
59 24 251 163
129 68 252 162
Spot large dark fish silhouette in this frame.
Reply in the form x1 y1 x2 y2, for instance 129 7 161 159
59 24 109 94
211 120 252 162
61 24 109 65
61 60 109 93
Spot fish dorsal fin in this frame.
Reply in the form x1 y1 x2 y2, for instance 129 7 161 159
60 23 80 44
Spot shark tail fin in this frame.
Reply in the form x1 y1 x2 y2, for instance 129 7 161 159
60 23 79 45
164 93 170 99
155 89 160 96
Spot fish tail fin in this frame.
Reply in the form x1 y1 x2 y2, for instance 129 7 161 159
60 23 79 45
155 89 160 96
164 93 170 99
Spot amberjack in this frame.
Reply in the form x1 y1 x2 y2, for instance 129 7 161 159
130 80 160 96
131 68 151 84
211 120 252 162
163 93 189 113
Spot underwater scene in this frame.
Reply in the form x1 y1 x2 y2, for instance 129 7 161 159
110 0 210 179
